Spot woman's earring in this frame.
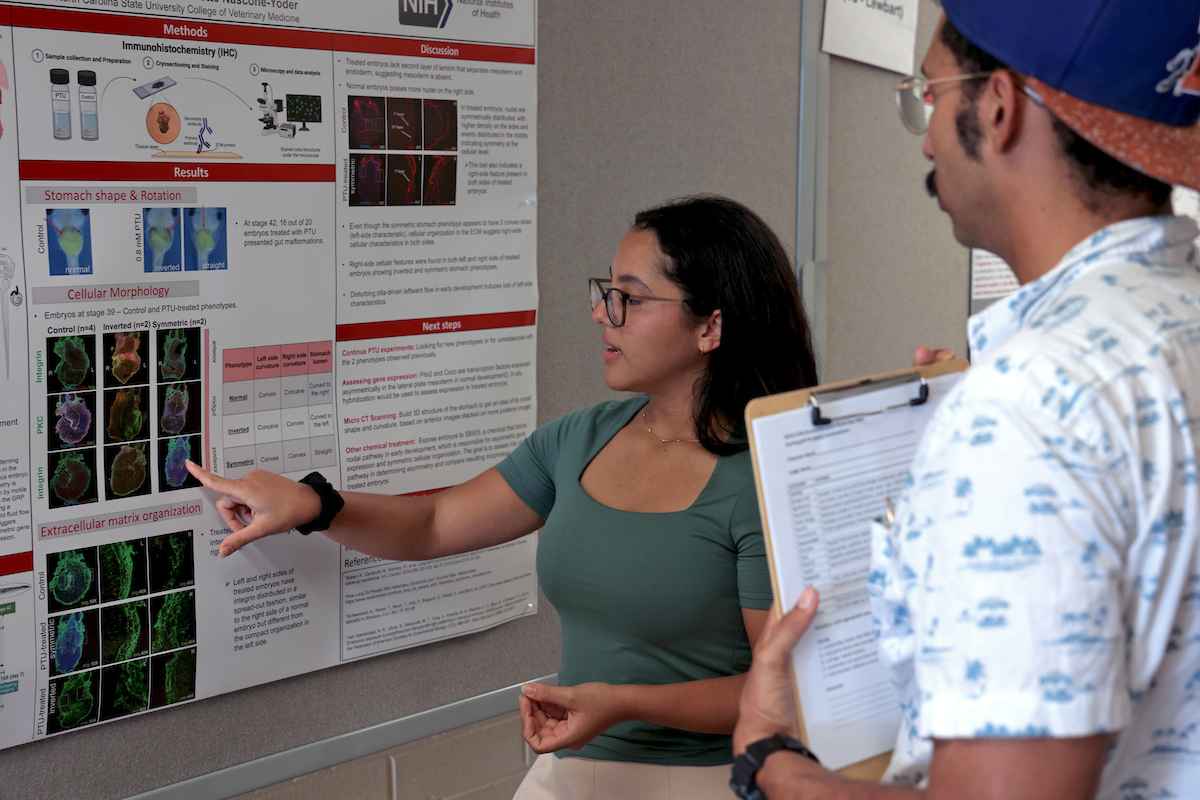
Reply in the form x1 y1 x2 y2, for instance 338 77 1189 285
699 346 705 354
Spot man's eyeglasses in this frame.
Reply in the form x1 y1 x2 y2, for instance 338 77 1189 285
589 277 684 327
893 72 995 134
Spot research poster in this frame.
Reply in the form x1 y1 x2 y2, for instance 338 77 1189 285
0 0 538 749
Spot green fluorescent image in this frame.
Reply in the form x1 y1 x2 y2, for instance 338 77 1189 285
55 671 95 729
49 550 93 607
102 601 146 664
105 659 149 718
99 540 134 602
163 650 196 705
152 591 195 652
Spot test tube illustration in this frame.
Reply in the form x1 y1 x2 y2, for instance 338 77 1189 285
78 71 98 141
51 68 71 140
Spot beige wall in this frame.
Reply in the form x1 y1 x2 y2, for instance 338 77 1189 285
230 713 532 800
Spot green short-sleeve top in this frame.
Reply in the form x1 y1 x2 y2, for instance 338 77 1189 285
495 396 774 766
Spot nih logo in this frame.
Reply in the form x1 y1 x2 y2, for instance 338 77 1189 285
399 0 453 28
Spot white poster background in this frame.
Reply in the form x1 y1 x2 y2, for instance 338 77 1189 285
822 0 919 76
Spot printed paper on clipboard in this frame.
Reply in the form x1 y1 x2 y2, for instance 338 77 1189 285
745 360 967 777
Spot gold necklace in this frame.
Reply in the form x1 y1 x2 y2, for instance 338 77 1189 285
642 411 700 444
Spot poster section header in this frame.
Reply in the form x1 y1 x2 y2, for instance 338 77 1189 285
21 162 335 182
6 4 535 63
336 310 535 341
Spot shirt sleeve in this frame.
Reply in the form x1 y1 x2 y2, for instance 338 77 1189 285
494 412 571 521
730 479 774 610
902 388 1135 740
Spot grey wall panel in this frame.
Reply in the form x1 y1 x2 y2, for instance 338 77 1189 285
823 0 970 383
536 0 803 424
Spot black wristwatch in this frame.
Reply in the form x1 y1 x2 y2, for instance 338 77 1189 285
730 734 820 800
295 471 345 535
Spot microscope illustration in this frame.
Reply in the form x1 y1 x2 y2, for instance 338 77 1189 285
257 82 282 135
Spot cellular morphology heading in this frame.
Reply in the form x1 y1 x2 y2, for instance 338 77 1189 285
54 393 92 446
160 329 187 380
51 452 92 504
49 550 93 607
110 443 148 497
111 331 142 383
54 612 87 673
161 384 189 435
107 387 146 442
53 336 90 388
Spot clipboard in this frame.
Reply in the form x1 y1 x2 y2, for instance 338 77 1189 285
744 359 968 780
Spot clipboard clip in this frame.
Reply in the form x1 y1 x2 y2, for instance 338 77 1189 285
809 371 929 426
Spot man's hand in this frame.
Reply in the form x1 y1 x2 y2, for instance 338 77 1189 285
733 588 819 755
913 346 956 367
519 682 628 754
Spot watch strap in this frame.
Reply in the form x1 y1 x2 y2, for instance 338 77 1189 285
295 471 345 534
729 734 820 800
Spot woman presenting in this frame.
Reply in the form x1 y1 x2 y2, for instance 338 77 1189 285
187 195 818 799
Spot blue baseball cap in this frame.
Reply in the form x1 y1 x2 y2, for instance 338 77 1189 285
943 0 1200 190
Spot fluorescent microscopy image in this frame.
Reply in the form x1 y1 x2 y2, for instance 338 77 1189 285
50 670 98 731
387 155 421 206
51 335 92 389
350 154 385 205
160 329 187 380
149 530 194 593
160 384 188 435
386 97 420 150
151 648 196 708
46 548 98 613
151 590 196 652
164 437 189 487
108 443 148 498
50 451 92 505
54 612 86 673
101 599 148 664
106 387 147 443
49 550 92 607
348 95 385 149
423 155 457 206
101 659 149 720
99 539 147 602
422 99 457 151
53 392 93 448
110 332 142 384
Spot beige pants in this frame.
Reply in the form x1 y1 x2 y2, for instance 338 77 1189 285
513 753 735 800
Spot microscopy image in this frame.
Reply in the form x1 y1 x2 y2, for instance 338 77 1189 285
423 155 457 206
46 208 93 276
104 442 151 500
422 99 457 151
104 386 148 443
99 538 148 603
49 391 96 449
349 154 385 206
104 330 149 386
148 530 194 594
47 334 96 392
150 647 196 708
143 208 183 273
48 449 98 510
183 207 227 271
49 608 100 677
386 97 421 150
150 590 196 652
100 658 149 720
47 669 100 733
101 599 149 664
158 435 202 491
46 547 99 613
386 155 421 206
157 381 201 437
156 327 201 382
348 95 386 149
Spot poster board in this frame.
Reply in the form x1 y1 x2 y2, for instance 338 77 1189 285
743 359 967 780
0 0 540 752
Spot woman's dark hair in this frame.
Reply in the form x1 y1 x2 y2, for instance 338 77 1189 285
939 16 1171 209
632 195 819 456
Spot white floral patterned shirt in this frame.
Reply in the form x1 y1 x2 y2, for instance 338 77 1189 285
871 215 1200 799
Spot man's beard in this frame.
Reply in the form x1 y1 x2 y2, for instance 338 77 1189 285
925 169 938 199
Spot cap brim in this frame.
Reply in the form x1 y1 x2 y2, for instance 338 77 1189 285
1028 76 1200 193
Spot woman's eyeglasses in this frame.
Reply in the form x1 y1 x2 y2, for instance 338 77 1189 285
589 278 684 327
